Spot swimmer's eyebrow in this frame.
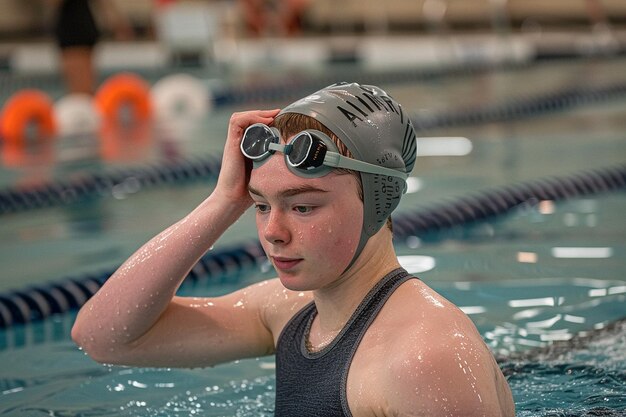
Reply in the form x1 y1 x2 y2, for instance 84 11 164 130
248 184 329 198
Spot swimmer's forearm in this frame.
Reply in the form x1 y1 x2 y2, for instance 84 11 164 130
71 193 251 358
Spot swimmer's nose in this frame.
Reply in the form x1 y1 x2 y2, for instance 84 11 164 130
263 211 290 245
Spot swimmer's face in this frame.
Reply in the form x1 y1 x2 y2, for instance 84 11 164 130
248 151 363 291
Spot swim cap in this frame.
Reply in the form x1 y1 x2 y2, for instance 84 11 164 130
278 82 417 265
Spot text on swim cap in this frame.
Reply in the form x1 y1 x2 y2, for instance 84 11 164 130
336 86 404 127
377 152 396 166
370 175 403 232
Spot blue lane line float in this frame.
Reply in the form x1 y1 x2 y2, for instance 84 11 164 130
1 164 624 328
410 82 626 130
392 164 626 240
0 241 265 328
0 154 223 215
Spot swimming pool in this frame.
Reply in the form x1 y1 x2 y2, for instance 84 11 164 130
1 56 625 415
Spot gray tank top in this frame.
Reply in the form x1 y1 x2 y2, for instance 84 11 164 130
274 268 413 416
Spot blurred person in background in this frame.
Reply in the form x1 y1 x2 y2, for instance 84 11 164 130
50 0 133 94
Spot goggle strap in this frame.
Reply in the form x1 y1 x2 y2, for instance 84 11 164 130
268 142 292 153
324 152 408 180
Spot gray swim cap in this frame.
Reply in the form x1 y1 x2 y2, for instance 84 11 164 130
278 82 417 265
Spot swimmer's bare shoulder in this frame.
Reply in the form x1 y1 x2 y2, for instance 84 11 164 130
348 279 515 417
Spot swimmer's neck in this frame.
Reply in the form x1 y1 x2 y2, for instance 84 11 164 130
312 229 400 333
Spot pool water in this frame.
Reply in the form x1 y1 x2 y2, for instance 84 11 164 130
2 192 625 416
506 322 626 415
1 57 625 415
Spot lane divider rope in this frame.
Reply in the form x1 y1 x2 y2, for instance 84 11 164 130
0 155 222 215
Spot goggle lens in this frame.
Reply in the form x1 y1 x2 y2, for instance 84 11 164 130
288 133 327 169
241 124 276 160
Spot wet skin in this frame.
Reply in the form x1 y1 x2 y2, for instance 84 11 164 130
71 110 514 416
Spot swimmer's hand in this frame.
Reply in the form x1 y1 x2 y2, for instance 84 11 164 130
214 110 280 207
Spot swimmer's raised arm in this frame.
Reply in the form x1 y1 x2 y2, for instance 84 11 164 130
71 109 301 368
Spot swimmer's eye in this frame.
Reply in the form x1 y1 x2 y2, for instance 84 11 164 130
294 206 314 214
254 203 270 213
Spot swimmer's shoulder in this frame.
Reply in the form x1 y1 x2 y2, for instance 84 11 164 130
384 277 478 333
373 279 515 416
381 277 491 361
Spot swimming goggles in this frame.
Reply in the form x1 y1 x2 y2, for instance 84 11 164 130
240 123 408 180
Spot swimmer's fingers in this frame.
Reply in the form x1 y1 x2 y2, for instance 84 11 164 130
224 109 280 160
215 109 281 203
226 109 281 143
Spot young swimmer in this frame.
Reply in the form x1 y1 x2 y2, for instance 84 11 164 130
72 83 515 416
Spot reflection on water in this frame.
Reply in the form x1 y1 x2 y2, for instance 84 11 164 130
551 246 614 259
416 136 473 156
434 278 626 354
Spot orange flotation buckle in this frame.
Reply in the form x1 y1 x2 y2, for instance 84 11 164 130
94 73 152 125
0 89 56 148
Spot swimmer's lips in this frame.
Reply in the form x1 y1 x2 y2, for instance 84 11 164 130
271 256 303 271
